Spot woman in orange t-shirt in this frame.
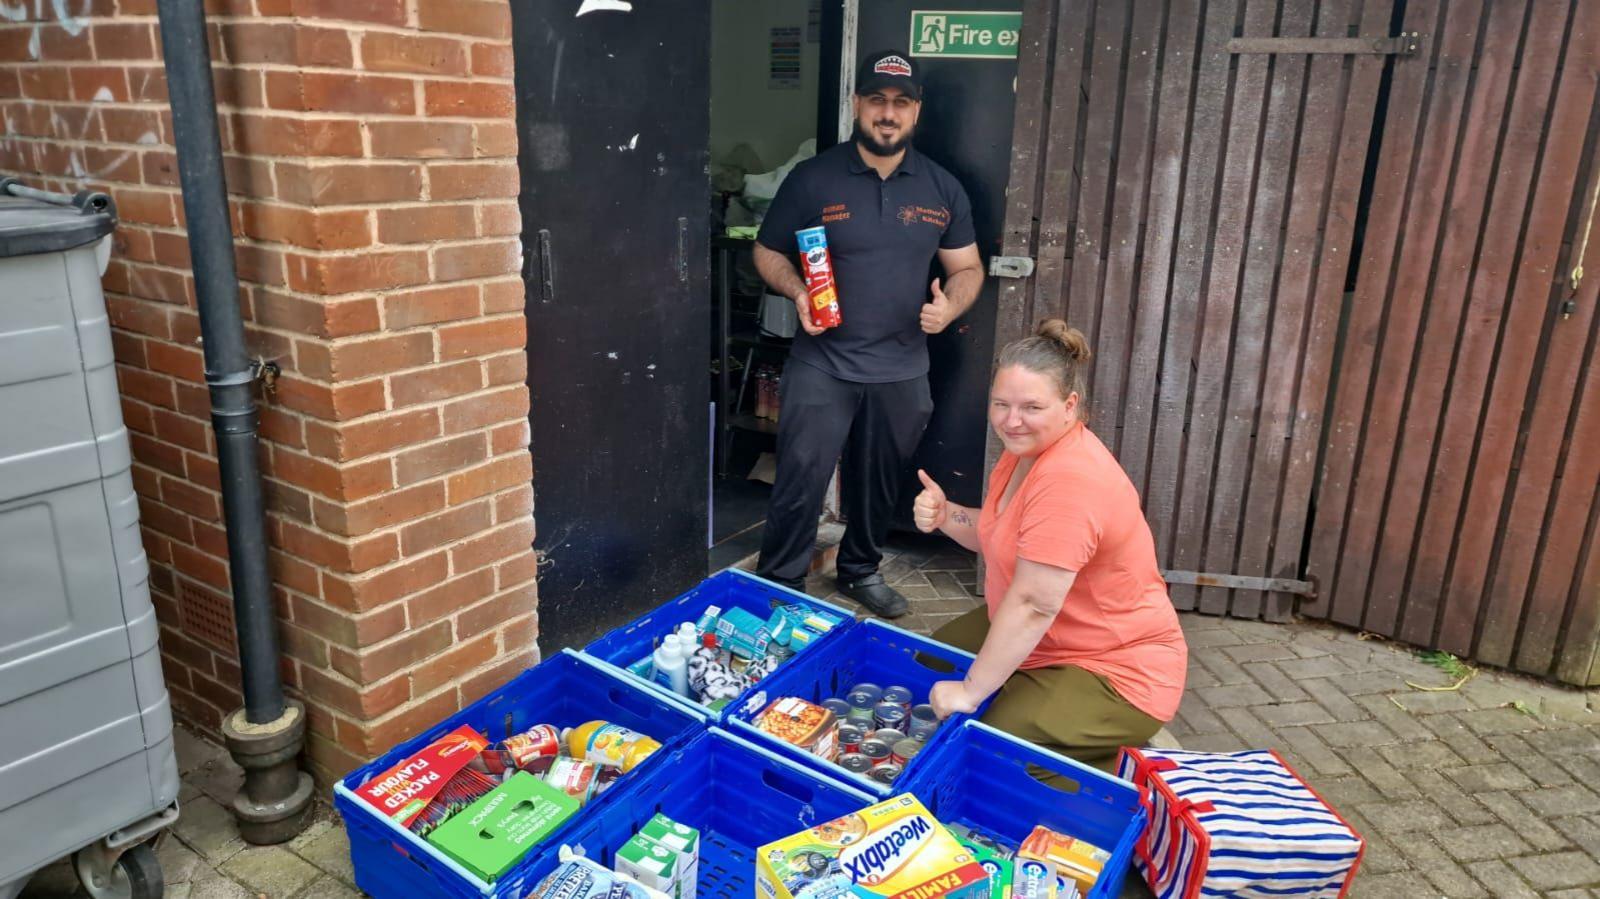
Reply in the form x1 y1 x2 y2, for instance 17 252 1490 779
919 319 1186 772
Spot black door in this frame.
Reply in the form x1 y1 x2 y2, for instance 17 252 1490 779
857 3 1021 511
514 1 711 651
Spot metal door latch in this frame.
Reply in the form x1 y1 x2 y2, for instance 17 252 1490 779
989 255 1035 279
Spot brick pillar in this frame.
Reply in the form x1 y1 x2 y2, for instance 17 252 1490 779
0 0 537 786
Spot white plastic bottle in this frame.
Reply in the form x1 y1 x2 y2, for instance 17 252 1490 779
676 621 698 646
652 634 689 698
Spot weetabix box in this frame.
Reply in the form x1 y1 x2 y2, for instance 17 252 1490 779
756 794 990 899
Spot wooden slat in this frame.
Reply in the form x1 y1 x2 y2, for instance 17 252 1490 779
1302 0 1442 622
1470 7 1598 666
1027 0 1097 329
1119 0 1205 496
1377 0 1532 646
1412 0 1573 654
1512 181 1600 673
1233 0 1357 619
1170 0 1278 613
987 0 1060 483
1062 0 1128 345
1271 0 1393 620
1145 0 1241 607
1330 1 1484 635
1197 0 1317 617
1089 0 1163 449
1556 480 1600 685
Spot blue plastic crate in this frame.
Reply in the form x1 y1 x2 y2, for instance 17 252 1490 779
513 728 876 899
900 720 1146 899
724 618 986 796
581 568 854 716
333 649 710 899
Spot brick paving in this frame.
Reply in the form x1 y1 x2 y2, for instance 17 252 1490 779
20 536 1599 897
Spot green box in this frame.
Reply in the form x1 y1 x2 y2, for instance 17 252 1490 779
909 11 1024 59
425 771 579 882
615 833 680 895
639 814 698 898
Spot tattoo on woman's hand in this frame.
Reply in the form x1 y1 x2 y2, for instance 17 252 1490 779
952 508 973 527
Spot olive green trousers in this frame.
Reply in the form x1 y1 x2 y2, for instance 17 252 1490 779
931 606 1163 776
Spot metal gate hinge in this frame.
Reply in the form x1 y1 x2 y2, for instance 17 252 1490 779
989 255 1035 279
1226 34 1421 57
1161 569 1317 597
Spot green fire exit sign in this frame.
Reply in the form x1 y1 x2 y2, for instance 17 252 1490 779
910 10 1023 59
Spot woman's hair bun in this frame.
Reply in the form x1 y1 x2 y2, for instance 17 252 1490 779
1036 318 1092 365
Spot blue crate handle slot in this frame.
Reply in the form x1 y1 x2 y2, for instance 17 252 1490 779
759 764 819 804
963 721 1137 806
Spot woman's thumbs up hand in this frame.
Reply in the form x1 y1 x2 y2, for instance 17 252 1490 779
913 469 949 533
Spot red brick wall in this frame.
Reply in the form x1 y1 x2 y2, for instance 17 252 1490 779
0 0 536 784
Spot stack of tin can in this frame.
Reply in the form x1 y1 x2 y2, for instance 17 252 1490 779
819 682 941 786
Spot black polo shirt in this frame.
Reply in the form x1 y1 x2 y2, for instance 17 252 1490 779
757 141 976 383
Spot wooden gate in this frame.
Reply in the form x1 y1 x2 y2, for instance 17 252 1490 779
1305 0 1600 684
996 0 1395 620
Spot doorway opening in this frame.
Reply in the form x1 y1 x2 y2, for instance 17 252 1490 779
706 0 844 570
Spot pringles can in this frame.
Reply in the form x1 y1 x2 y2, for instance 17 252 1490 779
796 226 843 329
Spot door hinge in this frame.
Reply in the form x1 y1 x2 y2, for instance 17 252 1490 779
1226 34 1421 56
989 255 1035 279
1161 570 1317 597
536 229 554 304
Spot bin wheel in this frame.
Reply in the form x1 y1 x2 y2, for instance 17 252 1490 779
78 843 163 899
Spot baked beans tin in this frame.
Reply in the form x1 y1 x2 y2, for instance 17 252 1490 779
873 701 908 730
845 682 883 707
837 753 874 774
909 704 939 740
891 738 923 765
859 737 891 766
881 685 914 709
820 698 852 719
869 728 906 746
836 722 865 754
868 762 904 785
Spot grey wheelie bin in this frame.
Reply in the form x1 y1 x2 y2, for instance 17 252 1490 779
0 180 180 899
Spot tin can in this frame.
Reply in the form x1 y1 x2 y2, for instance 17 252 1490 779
882 685 914 709
859 737 892 766
836 722 865 754
502 723 561 767
542 756 600 805
909 704 939 740
820 698 852 719
873 701 908 731
796 226 842 329
869 727 904 744
891 738 923 765
845 682 883 706
837 753 874 774
868 762 904 785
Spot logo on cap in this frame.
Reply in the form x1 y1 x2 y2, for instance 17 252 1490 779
873 55 913 77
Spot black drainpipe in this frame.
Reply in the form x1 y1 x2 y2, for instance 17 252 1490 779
155 0 312 844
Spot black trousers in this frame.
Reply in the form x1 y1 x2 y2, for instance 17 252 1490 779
755 360 934 588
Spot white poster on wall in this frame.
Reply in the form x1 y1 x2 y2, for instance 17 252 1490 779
770 26 802 89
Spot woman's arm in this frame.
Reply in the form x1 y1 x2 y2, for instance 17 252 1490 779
912 469 981 552
930 557 1075 717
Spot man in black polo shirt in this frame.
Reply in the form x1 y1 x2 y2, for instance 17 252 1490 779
752 49 984 617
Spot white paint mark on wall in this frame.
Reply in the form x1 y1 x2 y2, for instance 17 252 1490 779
606 351 619 360
575 0 630 16
49 0 86 35
626 133 639 150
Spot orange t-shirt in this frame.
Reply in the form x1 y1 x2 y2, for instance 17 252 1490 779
977 421 1187 721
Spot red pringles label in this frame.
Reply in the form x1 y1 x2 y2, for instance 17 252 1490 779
797 226 842 329
356 724 488 828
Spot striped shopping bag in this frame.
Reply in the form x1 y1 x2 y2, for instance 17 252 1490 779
1115 748 1365 899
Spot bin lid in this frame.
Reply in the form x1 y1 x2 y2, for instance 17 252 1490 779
0 179 118 258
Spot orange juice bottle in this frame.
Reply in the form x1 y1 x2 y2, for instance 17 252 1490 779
564 721 661 773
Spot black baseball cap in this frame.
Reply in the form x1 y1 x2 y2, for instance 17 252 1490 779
855 50 922 100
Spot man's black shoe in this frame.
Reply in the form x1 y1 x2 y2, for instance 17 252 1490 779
837 573 909 619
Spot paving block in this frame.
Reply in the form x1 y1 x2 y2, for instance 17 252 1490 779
1312 720 1399 749
1194 651 1254 686
1254 700 1337 728
1273 654 1351 680
1433 823 1535 863
1396 834 1488 897
1445 762 1540 794
295 876 364 899
1357 799 1455 834
1477 792 1574 851
1526 726 1600 759
1353 692 1437 742
1311 775 1387 810
1216 706 1278 749
219 845 322 899
1550 815 1600 859
1274 725 1351 776
1177 731 1250 753
1173 700 1229 736
185 872 255 899
1464 859 1543 898
1458 706 1546 737
1353 836 1410 875
1403 769 1499 826
1383 688 1473 714
1516 785 1600 818
1350 870 1437 898
1421 713 1504 765
1240 661 1310 702
170 795 246 865
1196 682 1275 709
286 813 357 887
1377 739 1465 770
1298 677 1374 722
1487 733 1579 787
1506 850 1600 891
1222 642 1301 663
156 835 207 885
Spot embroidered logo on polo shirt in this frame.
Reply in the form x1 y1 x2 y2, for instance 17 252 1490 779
873 55 913 77
823 203 851 223
898 205 952 228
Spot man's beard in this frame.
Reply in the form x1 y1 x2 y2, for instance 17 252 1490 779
853 120 912 157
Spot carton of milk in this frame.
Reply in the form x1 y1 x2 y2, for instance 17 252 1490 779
615 833 683 897
640 813 699 893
